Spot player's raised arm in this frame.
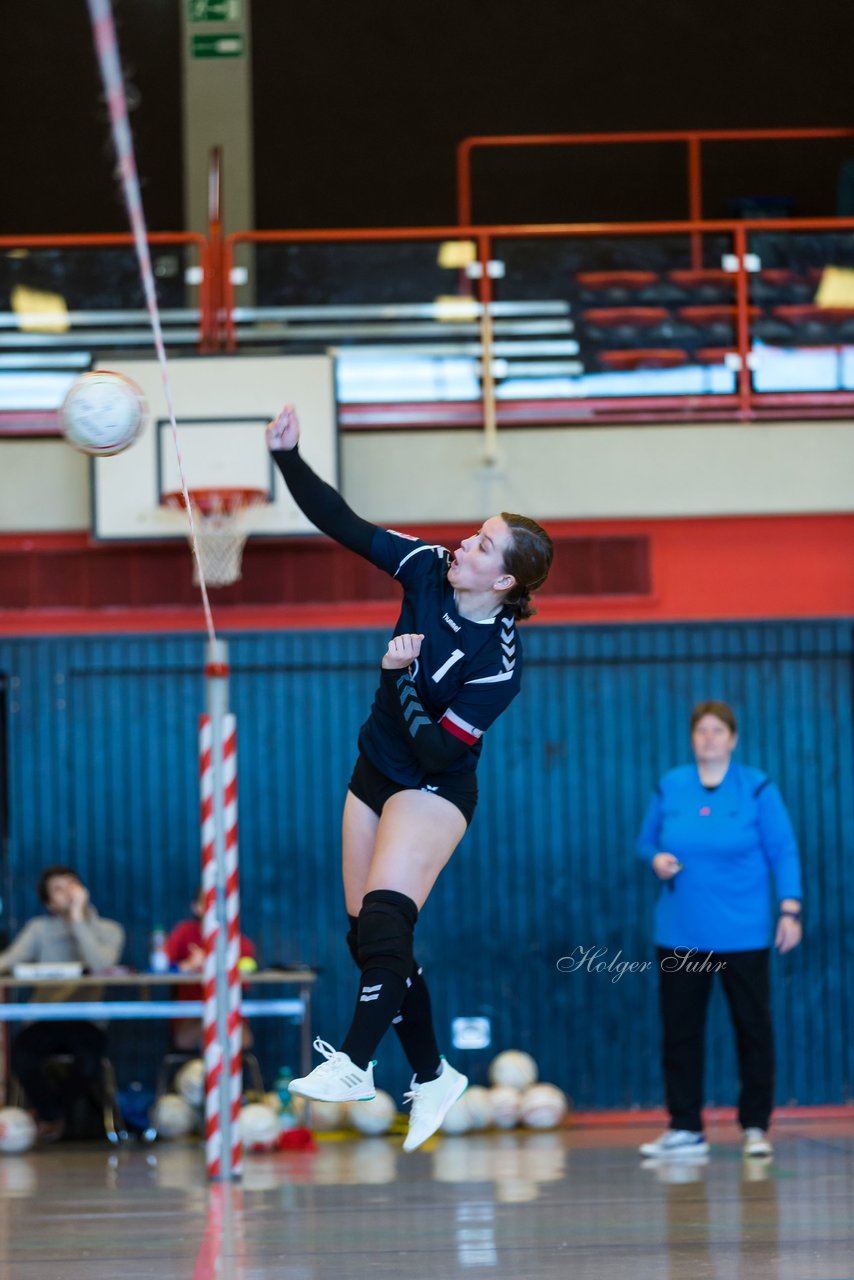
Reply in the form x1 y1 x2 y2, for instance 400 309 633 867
266 404 377 561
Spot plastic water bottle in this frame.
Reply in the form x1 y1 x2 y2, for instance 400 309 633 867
149 926 169 974
274 1065 297 1130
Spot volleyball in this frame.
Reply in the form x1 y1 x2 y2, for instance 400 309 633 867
304 1099 344 1132
347 1090 397 1136
60 369 147 456
174 1058 205 1109
518 1083 568 1130
440 1093 473 1135
489 1085 522 1129
152 1093 196 1139
464 1085 493 1130
488 1049 539 1090
0 1107 36 1154
239 1103 280 1152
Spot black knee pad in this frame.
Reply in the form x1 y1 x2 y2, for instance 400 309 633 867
356 889 418 983
345 913 360 968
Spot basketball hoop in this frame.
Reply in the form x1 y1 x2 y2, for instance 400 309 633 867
162 488 268 587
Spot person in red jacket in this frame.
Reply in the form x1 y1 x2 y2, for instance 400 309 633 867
164 888 257 1051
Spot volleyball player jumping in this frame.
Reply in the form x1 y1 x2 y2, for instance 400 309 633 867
267 405 553 1151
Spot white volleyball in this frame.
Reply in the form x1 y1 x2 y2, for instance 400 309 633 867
0 1108 36 1154
348 1090 397 1136
464 1085 493 1131
152 1093 196 1139
488 1049 538 1090
175 1058 206 1109
305 1099 344 1132
518 1083 568 1130
489 1085 521 1129
239 1104 280 1152
440 1093 473 1135
60 369 147 456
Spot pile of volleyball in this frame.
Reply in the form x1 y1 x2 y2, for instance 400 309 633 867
442 1049 569 1136
271 1050 568 1142
287 1049 568 1143
148 1059 306 1152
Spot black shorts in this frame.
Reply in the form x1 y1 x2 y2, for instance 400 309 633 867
348 751 478 827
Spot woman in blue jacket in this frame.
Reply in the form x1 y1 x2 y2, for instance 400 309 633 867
637 700 802 1160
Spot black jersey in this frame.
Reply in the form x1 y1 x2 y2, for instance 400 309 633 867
359 529 522 786
272 446 522 788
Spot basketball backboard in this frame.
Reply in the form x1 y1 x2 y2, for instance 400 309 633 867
91 354 337 539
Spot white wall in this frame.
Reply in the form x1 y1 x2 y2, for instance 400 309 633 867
342 421 854 522
2 413 853 535
0 440 90 530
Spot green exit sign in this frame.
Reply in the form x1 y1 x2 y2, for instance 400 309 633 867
191 33 244 58
189 0 241 20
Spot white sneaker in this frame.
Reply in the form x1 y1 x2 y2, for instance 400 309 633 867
288 1037 376 1103
639 1129 709 1158
743 1127 773 1157
402 1058 468 1153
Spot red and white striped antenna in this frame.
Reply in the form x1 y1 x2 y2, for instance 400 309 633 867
200 645 243 1179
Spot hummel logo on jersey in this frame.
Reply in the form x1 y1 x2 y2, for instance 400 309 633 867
422 784 439 792
442 612 461 633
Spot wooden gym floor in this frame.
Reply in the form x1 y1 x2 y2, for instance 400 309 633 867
0 1114 852 1279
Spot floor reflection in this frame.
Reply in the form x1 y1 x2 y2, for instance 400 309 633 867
0 1121 851 1279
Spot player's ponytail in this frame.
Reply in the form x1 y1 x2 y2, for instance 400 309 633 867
500 513 554 621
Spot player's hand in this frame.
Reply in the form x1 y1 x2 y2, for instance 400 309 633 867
775 914 802 954
652 852 683 881
265 403 300 452
382 633 424 670
179 943 206 973
67 881 90 923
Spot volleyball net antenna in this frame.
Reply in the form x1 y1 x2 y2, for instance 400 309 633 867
87 0 243 1180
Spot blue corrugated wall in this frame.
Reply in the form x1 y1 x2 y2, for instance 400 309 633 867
1 619 852 1108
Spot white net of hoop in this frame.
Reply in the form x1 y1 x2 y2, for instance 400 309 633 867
165 489 266 587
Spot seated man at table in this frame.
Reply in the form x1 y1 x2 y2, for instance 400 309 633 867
164 887 257 1052
0 865 124 1142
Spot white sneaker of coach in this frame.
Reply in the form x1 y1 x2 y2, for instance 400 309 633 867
402 1058 468 1153
639 1129 710 1158
288 1037 376 1103
742 1127 773 1158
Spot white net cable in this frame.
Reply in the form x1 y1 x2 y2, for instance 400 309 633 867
87 0 217 640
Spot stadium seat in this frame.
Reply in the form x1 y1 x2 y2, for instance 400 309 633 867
769 303 854 346
668 269 735 304
574 271 659 305
582 306 670 329
597 348 689 371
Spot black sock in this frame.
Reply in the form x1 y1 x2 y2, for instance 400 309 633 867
393 963 442 1083
340 967 407 1070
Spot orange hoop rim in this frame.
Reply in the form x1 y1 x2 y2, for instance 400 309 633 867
161 487 269 516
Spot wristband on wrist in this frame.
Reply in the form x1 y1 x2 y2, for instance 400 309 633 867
779 908 802 921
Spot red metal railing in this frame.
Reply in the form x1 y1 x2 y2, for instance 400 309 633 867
0 230 213 349
223 215 854 422
206 146 224 352
4 213 854 429
455 127 854 227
